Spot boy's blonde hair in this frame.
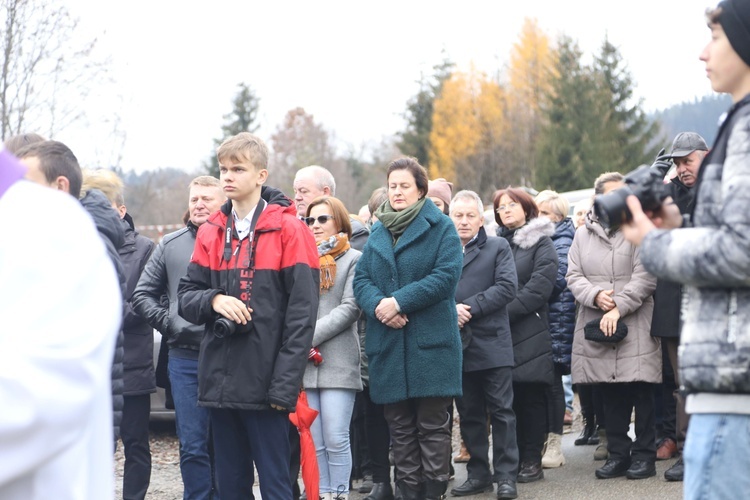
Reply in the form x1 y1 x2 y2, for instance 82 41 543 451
217 132 268 170
81 168 125 207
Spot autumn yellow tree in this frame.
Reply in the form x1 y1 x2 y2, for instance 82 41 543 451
429 66 510 199
506 18 557 186
428 69 481 183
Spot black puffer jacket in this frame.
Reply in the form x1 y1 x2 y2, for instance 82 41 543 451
119 214 156 395
547 217 576 372
80 189 126 440
498 217 558 385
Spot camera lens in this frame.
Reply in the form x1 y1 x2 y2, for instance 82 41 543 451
213 318 237 338
593 186 632 228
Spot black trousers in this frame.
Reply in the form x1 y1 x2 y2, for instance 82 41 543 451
351 390 371 479
455 367 518 482
384 397 452 490
121 394 151 500
363 386 392 483
512 383 547 464
578 384 606 428
290 425 301 499
666 337 689 451
600 382 656 463
656 344 677 441
545 364 566 435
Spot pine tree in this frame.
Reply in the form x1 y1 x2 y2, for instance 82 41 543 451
536 37 603 191
537 36 664 192
592 38 662 174
396 55 454 167
204 83 260 176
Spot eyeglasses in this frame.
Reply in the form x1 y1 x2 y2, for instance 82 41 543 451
304 215 335 226
496 202 519 212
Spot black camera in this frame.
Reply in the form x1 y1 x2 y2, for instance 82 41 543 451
212 317 251 338
593 151 673 228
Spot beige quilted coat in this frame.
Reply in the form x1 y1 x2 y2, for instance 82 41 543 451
566 215 660 384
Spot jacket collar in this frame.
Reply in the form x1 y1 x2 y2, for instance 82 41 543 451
510 217 555 249
463 226 487 268
213 185 296 232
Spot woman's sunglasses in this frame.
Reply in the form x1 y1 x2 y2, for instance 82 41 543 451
304 215 335 226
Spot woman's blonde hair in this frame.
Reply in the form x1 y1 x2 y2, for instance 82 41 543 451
535 190 570 221
81 168 125 207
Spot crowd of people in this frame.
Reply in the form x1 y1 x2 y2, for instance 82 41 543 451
2 2 750 500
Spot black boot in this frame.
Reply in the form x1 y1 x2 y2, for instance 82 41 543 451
397 481 422 500
424 479 447 500
365 482 395 500
575 418 597 446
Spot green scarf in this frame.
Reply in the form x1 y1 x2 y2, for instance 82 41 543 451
375 197 426 245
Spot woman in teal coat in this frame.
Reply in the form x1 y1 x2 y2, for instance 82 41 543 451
354 157 463 500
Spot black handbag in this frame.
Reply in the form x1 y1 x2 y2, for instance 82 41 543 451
584 318 628 343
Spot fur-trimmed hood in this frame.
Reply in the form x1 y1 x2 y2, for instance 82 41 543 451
498 217 555 249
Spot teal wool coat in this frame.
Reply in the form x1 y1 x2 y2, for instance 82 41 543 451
354 200 464 404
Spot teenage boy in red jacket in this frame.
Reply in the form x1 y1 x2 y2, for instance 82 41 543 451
178 132 319 500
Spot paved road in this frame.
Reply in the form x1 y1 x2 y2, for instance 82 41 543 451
348 429 683 500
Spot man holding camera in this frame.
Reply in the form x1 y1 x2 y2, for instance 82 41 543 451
178 133 319 499
623 1 750 497
649 132 707 481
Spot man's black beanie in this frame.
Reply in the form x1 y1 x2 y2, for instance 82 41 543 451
719 0 750 67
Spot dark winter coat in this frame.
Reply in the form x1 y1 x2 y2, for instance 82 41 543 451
80 189 126 440
178 187 320 411
119 214 156 395
353 199 463 404
348 216 371 386
641 95 750 396
455 227 517 372
497 217 558 386
133 222 206 353
650 179 696 339
350 216 369 252
547 217 576 372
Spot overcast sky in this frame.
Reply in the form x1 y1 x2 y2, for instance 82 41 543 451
60 0 718 174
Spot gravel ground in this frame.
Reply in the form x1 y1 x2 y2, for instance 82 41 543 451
114 421 184 500
113 399 584 499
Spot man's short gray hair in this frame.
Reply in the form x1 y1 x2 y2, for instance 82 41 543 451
450 190 484 215
190 175 220 189
296 165 336 195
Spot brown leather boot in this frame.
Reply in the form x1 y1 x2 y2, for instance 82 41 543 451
454 441 470 463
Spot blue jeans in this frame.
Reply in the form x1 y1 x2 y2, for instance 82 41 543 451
684 413 750 500
168 354 215 500
562 375 573 413
306 388 356 495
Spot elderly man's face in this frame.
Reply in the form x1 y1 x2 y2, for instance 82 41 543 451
674 150 706 188
293 173 329 217
451 198 483 245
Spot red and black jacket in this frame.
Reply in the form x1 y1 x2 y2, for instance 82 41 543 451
178 186 320 411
